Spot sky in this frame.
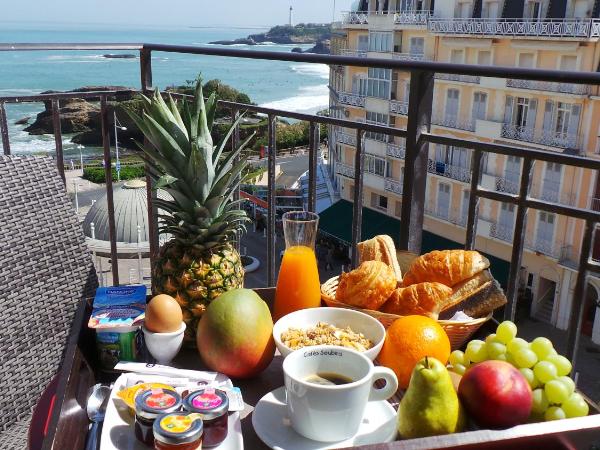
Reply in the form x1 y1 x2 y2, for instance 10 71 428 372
3 0 356 28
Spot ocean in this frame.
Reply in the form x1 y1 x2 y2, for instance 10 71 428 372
0 22 330 157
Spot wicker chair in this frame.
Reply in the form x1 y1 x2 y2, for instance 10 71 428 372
0 156 98 449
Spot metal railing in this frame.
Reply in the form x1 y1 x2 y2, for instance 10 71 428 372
427 159 472 182
384 178 403 194
428 17 597 38
390 99 409 115
337 91 366 108
436 73 481 84
432 112 476 132
501 123 580 150
342 49 367 58
387 140 406 159
392 52 428 61
3 43 600 368
506 78 590 95
394 10 432 25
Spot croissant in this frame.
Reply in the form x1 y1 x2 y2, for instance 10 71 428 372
402 250 490 287
336 260 397 311
380 282 453 319
358 235 402 282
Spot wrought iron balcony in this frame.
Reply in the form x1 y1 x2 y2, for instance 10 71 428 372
389 99 409 115
335 162 355 178
495 176 520 194
501 123 579 150
392 52 427 61
432 112 476 132
436 73 481 84
335 129 357 146
342 49 368 58
386 141 406 159
506 79 590 95
394 10 431 26
425 201 468 226
338 91 366 108
530 181 577 206
427 159 472 183
490 222 514 242
428 17 596 38
384 178 403 194
341 11 369 25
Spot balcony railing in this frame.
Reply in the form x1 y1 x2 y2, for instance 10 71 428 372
436 73 481 84
501 123 579 150
428 17 596 38
390 99 409 115
432 112 476 132
495 176 520 194
385 178 404 194
342 49 368 58
392 52 427 61
342 11 369 24
490 222 514 242
387 141 406 159
394 10 431 26
427 159 472 183
2 43 600 370
425 202 468 226
336 129 357 146
506 79 590 95
338 91 366 108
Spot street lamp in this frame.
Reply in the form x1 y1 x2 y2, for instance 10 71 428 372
77 144 84 175
114 111 127 181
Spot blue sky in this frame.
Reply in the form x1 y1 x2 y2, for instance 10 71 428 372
3 0 355 27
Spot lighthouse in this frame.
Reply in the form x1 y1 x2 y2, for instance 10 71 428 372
289 6 293 27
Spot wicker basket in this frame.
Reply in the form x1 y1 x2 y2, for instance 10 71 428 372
321 276 491 350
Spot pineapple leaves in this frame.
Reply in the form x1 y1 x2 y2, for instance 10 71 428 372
205 92 217 131
213 112 247 165
155 174 178 189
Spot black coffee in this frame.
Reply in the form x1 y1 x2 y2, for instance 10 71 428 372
304 372 353 386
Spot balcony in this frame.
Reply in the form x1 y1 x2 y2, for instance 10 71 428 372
335 162 355 178
506 79 589 95
432 112 476 132
336 129 357 146
394 10 431 26
341 11 370 25
501 124 580 150
530 182 577 206
342 49 368 58
389 99 409 115
392 52 428 61
427 159 472 183
425 202 467 226
387 141 406 159
338 91 366 108
490 222 514 242
428 17 596 38
435 73 481 84
384 178 403 194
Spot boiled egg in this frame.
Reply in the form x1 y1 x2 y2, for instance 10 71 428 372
145 294 183 333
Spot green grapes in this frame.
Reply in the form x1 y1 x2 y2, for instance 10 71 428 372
558 376 575 397
513 348 538 369
449 350 466 367
533 361 558 384
487 342 507 360
545 406 566 421
507 338 529 355
562 393 589 418
519 368 538 389
453 363 467 375
496 321 518 344
530 337 554 360
545 354 572 377
531 388 549 414
465 340 488 363
544 380 570 404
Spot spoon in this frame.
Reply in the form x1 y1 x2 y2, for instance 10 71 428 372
85 383 111 450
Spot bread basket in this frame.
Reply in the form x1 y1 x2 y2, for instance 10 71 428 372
321 276 492 350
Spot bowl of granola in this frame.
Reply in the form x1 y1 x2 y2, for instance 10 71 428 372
273 307 386 360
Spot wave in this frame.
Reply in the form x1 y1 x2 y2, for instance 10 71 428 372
46 54 105 61
0 88 42 95
259 85 329 115
291 64 329 80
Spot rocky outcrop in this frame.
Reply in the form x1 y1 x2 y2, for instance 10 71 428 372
210 38 258 46
15 116 30 125
210 24 331 47
291 40 331 55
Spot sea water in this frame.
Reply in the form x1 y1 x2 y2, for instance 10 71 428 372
0 22 330 156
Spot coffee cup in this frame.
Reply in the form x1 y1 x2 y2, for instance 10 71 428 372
282 345 398 442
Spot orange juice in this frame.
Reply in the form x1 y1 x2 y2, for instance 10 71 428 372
273 245 321 320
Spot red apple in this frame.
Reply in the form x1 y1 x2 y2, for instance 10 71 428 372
458 360 532 428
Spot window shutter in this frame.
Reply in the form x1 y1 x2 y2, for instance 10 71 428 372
504 96 514 124
542 100 554 132
568 104 581 136
526 99 538 129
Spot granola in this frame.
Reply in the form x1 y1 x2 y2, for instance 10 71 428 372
281 321 373 352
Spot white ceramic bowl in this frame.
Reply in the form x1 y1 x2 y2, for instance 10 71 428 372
142 322 186 365
273 307 386 361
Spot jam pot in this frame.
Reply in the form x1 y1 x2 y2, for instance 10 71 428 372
182 388 229 447
135 388 183 447
153 412 204 450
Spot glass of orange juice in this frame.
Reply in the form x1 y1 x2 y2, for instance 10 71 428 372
273 211 321 321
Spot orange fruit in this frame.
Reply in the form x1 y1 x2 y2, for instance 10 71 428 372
378 315 451 389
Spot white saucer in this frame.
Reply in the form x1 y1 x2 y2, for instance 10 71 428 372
252 387 398 450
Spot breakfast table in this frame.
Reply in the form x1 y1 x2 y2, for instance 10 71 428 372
36 288 600 450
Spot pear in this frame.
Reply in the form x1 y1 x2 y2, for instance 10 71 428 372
397 356 465 439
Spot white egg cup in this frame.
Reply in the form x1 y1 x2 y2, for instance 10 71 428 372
142 322 186 365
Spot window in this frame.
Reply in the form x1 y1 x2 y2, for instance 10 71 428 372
437 182 451 219
574 0 588 17
436 145 471 169
472 92 487 122
352 73 367 95
379 195 388 210
528 1 542 19
505 155 521 193
386 158 393 178
445 89 460 121
478 50 492 65
543 162 561 202
369 32 393 53
409 37 424 56
357 35 369 52
481 1 499 18
555 102 571 135
515 97 530 126
542 100 581 144
461 190 470 224
560 55 577 71
365 154 386 176
450 49 464 64
366 68 391 99
370 192 388 210
455 1 472 17
536 212 556 252
366 111 389 141
499 202 515 237
518 53 535 68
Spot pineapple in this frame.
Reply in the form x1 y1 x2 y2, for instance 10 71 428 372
127 81 253 344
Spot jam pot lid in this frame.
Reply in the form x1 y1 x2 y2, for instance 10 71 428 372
183 388 229 419
153 412 204 444
135 388 182 419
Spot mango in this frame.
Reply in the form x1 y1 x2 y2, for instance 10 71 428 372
197 288 275 378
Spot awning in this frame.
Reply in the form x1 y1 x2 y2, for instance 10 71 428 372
318 200 510 288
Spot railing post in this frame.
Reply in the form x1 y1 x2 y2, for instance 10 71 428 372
267 115 277 286
351 129 365 268
140 48 153 93
51 99 66 184
308 121 319 213
399 70 434 253
465 150 483 249
100 96 120 286
566 219 595 369
504 157 533 321
231 107 241 253
0 101 10 155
